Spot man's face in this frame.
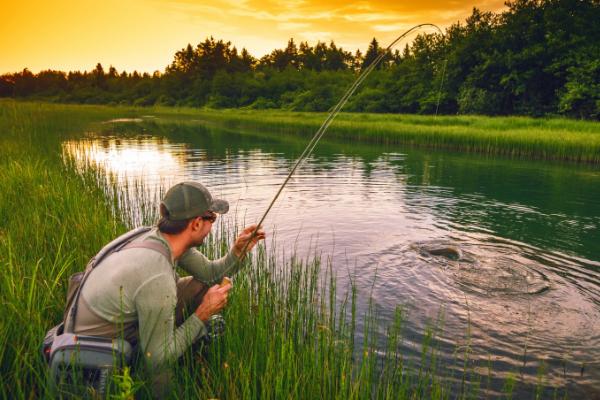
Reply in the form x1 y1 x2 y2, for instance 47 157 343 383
189 212 217 246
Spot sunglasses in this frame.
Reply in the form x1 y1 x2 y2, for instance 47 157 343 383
200 213 217 223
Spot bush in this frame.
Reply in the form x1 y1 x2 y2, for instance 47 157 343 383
249 97 278 109
346 87 388 113
457 84 503 115
559 60 600 120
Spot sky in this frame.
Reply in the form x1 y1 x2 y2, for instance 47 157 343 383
1 0 507 75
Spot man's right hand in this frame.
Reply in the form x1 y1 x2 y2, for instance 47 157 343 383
195 284 232 322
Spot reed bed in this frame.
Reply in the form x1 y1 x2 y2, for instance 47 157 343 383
0 100 566 399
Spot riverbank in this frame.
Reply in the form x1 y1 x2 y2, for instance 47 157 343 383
0 101 134 397
144 107 600 163
5 100 600 163
0 100 569 398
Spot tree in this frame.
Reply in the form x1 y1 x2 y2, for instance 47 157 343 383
240 48 256 71
324 41 352 71
108 66 118 78
13 68 36 96
0 74 14 96
92 63 106 89
168 44 196 74
559 59 600 119
362 38 381 71
352 49 363 72
262 38 299 70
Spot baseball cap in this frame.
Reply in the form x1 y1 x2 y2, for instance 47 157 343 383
161 182 229 220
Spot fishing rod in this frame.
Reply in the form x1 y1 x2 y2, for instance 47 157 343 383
237 23 445 258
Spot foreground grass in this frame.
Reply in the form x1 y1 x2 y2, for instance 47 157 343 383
0 101 137 398
0 101 566 398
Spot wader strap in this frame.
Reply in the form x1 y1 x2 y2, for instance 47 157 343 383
66 227 170 333
121 240 170 260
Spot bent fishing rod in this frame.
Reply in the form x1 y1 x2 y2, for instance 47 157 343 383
237 23 445 258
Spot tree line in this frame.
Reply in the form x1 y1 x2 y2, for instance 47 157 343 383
1 0 599 119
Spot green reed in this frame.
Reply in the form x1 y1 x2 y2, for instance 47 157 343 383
0 100 568 399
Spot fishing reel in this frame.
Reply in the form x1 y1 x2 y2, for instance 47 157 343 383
201 314 226 344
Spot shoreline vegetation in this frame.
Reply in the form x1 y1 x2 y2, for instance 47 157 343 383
155 107 600 164
0 101 576 398
7 100 599 163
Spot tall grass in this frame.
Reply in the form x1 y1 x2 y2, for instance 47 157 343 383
0 100 565 399
149 107 600 163
0 101 137 398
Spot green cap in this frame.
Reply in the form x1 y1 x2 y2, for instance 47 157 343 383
161 182 229 221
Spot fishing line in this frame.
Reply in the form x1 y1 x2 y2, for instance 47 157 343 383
239 23 445 256
435 58 448 117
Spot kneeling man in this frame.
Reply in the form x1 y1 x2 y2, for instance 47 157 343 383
66 181 265 372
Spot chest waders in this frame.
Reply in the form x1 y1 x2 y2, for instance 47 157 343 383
42 226 169 397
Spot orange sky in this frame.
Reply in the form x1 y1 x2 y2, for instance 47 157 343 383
1 0 507 74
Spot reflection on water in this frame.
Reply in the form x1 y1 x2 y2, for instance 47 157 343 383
64 137 187 224
63 120 600 398
66 137 185 180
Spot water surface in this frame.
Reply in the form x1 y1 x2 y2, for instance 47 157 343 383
63 118 600 397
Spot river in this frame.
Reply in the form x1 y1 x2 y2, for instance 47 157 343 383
63 117 600 398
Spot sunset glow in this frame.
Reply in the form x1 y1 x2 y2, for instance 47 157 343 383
1 0 506 74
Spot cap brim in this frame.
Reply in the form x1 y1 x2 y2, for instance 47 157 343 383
209 199 229 214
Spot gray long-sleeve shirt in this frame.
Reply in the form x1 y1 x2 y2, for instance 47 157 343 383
70 227 239 368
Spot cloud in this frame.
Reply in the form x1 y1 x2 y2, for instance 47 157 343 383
299 31 334 42
343 13 402 23
161 0 506 27
152 0 509 56
373 23 413 33
278 22 312 31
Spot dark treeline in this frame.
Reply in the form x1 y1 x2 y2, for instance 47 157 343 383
1 0 599 119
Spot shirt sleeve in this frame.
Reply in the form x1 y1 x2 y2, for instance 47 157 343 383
177 248 240 286
134 272 207 369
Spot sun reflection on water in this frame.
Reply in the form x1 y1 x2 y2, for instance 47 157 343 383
63 136 184 179
62 136 189 225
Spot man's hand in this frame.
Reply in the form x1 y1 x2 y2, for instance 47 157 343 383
232 224 266 259
195 284 232 322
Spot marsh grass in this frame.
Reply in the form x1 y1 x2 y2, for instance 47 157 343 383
0 101 136 398
0 100 569 399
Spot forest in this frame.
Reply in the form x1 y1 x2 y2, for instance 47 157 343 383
1 0 599 119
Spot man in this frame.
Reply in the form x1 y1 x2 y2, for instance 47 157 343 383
65 181 265 372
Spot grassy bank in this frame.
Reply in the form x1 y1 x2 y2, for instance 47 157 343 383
150 107 600 163
6 100 600 163
0 101 137 397
0 101 564 398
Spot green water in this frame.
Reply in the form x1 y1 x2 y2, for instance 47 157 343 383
64 117 600 397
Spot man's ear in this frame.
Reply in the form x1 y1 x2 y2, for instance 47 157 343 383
188 217 201 232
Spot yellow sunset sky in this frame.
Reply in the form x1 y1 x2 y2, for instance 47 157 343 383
1 0 506 75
